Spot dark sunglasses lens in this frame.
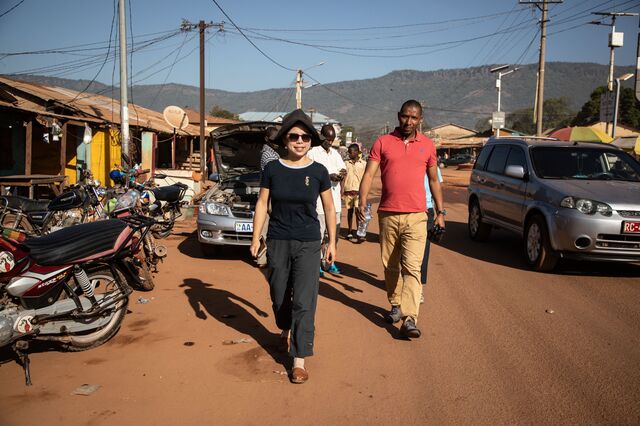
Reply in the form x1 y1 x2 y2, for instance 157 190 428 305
287 133 311 142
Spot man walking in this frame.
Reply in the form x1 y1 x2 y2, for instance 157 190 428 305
342 143 366 242
308 124 346 275
358 100 445 338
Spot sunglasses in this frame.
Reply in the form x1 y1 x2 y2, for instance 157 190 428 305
286 132 312 143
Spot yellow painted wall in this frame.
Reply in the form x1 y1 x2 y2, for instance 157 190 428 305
90 128 121 186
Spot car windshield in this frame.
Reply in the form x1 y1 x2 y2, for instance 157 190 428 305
530 146 640 181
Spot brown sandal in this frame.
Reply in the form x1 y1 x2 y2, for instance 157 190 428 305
291 367 308 384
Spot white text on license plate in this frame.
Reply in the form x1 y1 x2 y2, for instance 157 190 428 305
235 222 253 233
622 221 640 233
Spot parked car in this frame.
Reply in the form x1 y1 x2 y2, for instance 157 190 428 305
197 122 281 256
442 153 473 167
467 137 640 271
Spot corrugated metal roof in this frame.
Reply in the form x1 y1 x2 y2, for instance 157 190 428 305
0 76 199 135
239 111 340 125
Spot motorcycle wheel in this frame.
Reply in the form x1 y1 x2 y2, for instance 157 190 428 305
60 265 129 352
2 213 34 234
151 209 176 239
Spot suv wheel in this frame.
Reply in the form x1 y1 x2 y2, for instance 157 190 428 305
468 200 492 241
524 215 558 272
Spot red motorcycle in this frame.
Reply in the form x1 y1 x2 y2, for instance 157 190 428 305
0 216 153 385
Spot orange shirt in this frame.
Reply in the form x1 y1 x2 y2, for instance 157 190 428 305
368 129 437 213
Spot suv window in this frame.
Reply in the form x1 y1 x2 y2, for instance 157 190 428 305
473 146 492 170
505 146 526 170
485 145 509 174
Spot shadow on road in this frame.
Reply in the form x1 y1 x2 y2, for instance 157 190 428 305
318 280 404 340
439 220 640 277
180 278 288 367
177 232 256 268
332 261 384 290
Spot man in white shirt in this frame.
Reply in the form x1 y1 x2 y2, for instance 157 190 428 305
307 124 346 274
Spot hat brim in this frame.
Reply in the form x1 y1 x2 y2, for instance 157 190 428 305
273 109 321 147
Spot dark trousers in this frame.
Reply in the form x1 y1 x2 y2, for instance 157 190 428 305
266 239 321 358
420 208 435 285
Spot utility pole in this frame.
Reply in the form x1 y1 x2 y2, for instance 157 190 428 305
296 69 303 109
520 0 562 136
589 12 638 135
181 20 224 182
490 65 518 137
118 0 130 167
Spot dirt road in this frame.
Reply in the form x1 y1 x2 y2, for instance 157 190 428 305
1 169 639 425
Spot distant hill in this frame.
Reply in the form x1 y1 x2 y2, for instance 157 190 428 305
9 62 635 143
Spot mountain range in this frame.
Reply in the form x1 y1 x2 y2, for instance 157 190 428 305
9 62 635 142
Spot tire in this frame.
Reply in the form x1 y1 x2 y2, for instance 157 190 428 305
2 213 34 234
468 199 492 241
524 215 558 272
60 265 129 351
200 243 221 258
151 209 176 239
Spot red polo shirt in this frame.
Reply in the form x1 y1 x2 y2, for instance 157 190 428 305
368 129 437 213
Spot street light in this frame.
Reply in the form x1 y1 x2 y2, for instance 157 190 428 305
296 61 325 109
490 65 519 137
612 72 634 138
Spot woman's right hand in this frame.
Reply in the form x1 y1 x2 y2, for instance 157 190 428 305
249 239 260 258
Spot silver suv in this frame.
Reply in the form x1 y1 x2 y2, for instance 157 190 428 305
467 137 640 271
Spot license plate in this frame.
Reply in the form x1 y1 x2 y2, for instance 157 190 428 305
622 221 640 234
235 222 253 233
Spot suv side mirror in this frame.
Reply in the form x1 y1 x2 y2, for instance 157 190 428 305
505 165 526 180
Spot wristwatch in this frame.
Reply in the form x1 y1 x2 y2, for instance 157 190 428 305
436 209 447 216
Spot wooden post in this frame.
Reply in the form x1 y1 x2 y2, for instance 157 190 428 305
60 122 68 178
25 119 33 198
25 119 33 175
171 129 176 169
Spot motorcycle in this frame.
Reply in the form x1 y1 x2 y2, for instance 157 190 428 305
107 188 166 291
143 177 188 239
0 216 153 385
110 167 188 239
0 169 106 236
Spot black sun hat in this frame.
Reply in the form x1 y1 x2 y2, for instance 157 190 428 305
273 109 321 147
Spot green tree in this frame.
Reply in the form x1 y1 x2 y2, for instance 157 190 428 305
572 86 640 128
209 105 238 120
507 97 575 134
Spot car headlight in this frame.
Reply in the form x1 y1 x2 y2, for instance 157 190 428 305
560 196 612 216
200 202 230 216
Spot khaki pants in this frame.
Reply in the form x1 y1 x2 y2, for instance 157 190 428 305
378 211 427 323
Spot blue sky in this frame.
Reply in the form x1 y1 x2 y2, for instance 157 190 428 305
0 0 638 93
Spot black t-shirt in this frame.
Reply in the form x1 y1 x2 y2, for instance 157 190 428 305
261 159 331 241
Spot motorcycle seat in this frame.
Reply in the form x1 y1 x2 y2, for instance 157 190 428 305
2 196 50 213
152 183 186 203
23 219 132 266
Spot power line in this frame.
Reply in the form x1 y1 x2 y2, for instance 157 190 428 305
208 0 295 72
0 0 25 19
67 0 117 105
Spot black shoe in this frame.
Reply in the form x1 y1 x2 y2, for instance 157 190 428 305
385 305 402 324
401 318 421 338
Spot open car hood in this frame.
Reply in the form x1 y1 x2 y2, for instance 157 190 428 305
210 121 281 179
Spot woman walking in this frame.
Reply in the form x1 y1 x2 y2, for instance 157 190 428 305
250 109 336 384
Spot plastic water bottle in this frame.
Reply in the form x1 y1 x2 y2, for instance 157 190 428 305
356 203 372 238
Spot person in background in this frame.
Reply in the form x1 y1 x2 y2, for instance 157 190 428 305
420 166 443 304
260 126 281 172
358 100 445 339
342 143 367 242
250 109 336 384
307 124 346 275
